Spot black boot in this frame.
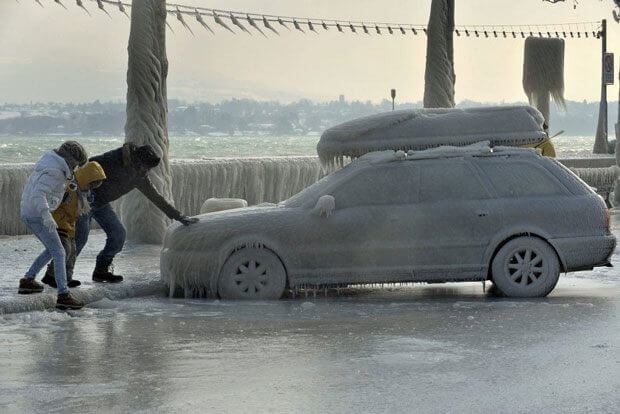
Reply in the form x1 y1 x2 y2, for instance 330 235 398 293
18 277 44 294
67 279 81 288
43 268 80 288
56 292 85 310
92 264 123 283
41 271 57 288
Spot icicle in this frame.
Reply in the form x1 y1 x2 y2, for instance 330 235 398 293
321 21 328 30
336 23 343 32
117 1 128 18
213 12 234 33
278 17 290 30
362 24 369 34
307 20 316 33
96 0 111 18
54 0 67 10
400 26 406 35
35 0 44 8
75 0 90 16
293 20 304 33
247 15 267 37
349 23 356 33
230 13 251 34
196 10 214 34
263 16 279 35
176 7 194 36
375 25 381 34
387 26 393 34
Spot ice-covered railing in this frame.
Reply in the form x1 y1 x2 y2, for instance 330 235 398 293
0 155 616 236
0 157 328 236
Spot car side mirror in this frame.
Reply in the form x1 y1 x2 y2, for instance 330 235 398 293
312 195 335 218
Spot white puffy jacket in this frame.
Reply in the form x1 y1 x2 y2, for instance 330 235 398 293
20 150 73 219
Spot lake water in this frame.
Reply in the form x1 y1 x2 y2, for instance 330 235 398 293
0 134 612 163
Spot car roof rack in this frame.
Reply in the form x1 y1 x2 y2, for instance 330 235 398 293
357 141 539 165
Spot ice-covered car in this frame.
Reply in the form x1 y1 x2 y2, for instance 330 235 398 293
161 143 616 299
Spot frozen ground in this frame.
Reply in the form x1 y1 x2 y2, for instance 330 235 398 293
0 213 618 413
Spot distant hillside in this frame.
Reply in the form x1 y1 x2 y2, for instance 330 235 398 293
0 98 617 137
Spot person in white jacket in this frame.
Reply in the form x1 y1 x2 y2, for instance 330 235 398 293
18 141 88 310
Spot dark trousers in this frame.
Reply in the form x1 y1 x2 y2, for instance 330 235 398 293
75 203 126 268
44 230 76 281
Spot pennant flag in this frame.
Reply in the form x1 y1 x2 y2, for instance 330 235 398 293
230 13 251 34
214 12 235 33
176 7 194 35
75 0 91 16
263 16 279 35
247 15 267 37
196 10 215 34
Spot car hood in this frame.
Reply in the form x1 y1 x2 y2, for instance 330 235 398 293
163 204 287 249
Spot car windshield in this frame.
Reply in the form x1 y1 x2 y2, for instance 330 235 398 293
281 163 361 208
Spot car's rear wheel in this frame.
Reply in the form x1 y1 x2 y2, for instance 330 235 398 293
218 247 286 300
491 237 560 297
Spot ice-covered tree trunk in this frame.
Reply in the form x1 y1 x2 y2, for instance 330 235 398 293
522 37 565 132
423 0 455 108
120 0 173 244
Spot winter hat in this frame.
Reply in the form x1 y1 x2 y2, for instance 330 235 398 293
133 144 161 169
56 141 88 168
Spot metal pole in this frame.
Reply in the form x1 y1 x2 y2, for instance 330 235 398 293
594 19 608 154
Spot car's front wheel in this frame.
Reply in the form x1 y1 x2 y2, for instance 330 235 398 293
491 237 560 297
218 247 287 300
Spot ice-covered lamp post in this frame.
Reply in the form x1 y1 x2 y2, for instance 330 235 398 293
120 0 174 244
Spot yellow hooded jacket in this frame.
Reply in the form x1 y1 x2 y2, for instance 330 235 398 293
52 161 106 238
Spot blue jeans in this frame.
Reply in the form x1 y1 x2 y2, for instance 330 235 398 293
75 204 126 268
22 216 69 294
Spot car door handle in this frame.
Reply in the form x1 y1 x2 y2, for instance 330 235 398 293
476 210 489 217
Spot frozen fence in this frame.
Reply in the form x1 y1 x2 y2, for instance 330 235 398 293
0 156 616 236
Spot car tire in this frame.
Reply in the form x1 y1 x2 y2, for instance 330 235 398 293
218 247 287 300
491 237 560 298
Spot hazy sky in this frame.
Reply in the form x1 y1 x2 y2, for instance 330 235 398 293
1 0 618 104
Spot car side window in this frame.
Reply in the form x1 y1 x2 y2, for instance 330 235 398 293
477 160 566 198
419 160 489 202
332 164 419 208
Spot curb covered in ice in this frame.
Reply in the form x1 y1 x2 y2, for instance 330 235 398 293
0 279 165 315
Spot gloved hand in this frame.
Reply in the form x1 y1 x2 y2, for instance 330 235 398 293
178 215 199 226
42 212 57 233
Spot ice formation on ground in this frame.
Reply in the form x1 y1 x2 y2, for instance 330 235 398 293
317 105 546 166
201 198 248 214
120 0 174 244
423 0 455 108
161 144 615 299
0 278 163 314
522 36 565 129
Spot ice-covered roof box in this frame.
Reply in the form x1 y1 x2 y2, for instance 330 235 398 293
317 105 546 166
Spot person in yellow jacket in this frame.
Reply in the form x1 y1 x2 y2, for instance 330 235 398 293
41 161 106 288
520 122 556 157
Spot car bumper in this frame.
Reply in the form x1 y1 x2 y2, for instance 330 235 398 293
550 235 617 272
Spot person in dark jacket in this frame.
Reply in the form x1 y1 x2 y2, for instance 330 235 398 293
74 143 198 283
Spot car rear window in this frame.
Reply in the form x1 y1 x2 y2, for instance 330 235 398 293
477 159 566 198
419 160 489 202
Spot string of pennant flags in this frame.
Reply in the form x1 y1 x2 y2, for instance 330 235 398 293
31 0 603 40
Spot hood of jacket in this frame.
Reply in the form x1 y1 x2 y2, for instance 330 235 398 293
37 150 73 179
76 161 106 190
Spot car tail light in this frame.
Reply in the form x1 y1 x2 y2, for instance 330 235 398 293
604 208 611 231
